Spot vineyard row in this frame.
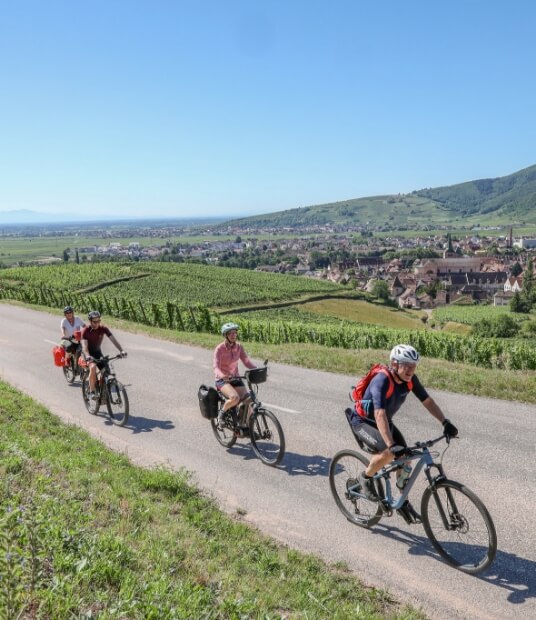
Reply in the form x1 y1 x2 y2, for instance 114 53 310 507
2 285 536 370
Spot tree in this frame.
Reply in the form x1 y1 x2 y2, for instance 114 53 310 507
372 280 390 301
511 262 522 277
523 257 534 298
63 248 70 262
75 249 80 264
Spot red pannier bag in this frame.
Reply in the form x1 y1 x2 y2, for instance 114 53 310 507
52 345 66 367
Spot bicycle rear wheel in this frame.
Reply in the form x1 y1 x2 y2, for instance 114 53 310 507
210 405 237 448
81 375 100 415
249 408 285 466
421 479 497 574
329 450 383 528
105 379 129 426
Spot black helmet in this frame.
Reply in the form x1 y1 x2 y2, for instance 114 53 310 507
63 305 74 314
87 310 101 320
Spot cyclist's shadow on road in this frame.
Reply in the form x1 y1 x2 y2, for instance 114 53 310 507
373 523 536 605
225 444 330 476
276 451 331 476
107 416 175 434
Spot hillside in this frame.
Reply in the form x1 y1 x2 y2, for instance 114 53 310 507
223 164 536 230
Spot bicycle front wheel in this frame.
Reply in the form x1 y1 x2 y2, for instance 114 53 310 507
63 358 76 383
81 376 100 415
421 479 497 574
329 450 383 528
249 408 285 466
105 379 129 426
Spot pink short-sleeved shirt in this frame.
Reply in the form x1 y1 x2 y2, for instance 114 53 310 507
213 341 255 380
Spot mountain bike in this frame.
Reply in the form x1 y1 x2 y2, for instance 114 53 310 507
80 354 129 426
329 434 497 574
210 365 285 466
63 334 83 384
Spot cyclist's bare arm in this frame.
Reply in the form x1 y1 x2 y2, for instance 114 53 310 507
422 396 447 424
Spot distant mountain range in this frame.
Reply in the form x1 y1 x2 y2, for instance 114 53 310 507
0 210 227 227
223 164 536 230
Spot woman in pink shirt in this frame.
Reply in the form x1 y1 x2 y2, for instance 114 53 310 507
213 322 256 427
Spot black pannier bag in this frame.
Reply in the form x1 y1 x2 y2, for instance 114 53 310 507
198 384 219 419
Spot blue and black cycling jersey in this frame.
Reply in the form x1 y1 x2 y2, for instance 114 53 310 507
361 372 429 421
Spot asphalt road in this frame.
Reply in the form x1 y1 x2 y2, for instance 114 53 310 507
0 305 534 620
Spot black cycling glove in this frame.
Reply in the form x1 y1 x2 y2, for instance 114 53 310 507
389 444 406 458
443 419 458 437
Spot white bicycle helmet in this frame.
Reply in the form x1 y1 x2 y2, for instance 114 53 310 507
221 322 239 336
390 344 420 364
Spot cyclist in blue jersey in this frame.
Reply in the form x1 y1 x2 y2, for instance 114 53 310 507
347 344 458 520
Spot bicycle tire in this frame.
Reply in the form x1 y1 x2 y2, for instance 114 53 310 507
210 405 237 448
63 358 76 384
81 376 100 415
329 449 383 528
249 408 285 466
105 379 129 426
421 479 497 574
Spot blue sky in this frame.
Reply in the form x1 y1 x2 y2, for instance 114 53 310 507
1 1 535 220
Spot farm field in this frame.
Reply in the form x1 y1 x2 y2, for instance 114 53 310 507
433 304 531 325
242 301 427 330
0 232 324 266
298 298 427 329
0 262 341 308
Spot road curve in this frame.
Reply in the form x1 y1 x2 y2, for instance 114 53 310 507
0 305 534 620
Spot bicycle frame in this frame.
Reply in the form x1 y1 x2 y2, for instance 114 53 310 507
221 371 262 427
371 436 448 512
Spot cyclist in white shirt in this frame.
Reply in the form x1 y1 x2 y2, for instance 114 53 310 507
60 306 86 361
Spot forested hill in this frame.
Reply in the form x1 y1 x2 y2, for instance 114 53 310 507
222 164 536 230
413 164 536 220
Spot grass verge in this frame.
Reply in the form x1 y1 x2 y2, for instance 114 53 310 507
0 382 425 619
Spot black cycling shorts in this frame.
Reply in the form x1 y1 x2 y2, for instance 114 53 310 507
350 416 407 453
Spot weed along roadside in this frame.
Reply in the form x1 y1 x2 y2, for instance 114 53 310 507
0 382 426 618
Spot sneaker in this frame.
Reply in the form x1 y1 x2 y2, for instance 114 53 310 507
216 414 226 430
397 500 422 524
359 471 380 502
88 391 96 401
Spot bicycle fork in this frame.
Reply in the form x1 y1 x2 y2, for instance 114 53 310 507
425 465 462 532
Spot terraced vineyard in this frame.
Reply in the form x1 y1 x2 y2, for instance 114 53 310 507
1 262 536 370
434 304 530 325
0 262 340 307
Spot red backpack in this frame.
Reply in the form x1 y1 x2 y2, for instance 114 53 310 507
352 364 413 418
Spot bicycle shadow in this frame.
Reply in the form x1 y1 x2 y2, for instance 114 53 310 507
276 451 331 477
371 522 536 604
102 415 175 434
223 443 330 475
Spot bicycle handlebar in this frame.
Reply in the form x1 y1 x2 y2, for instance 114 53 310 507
85 353 125 363
224 365 268 382
405 434 456 455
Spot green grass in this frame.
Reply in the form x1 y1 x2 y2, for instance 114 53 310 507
297 299 427 330
238 301 428 331
0 382 425 619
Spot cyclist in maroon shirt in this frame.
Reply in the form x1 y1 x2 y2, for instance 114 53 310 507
81 310 126 398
